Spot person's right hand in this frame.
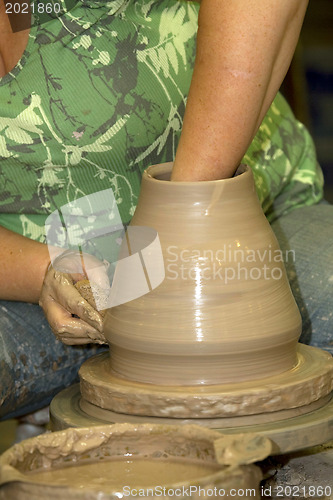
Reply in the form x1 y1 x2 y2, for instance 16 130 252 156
39 250 109 345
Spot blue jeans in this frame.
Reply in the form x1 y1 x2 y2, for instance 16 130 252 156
270 201 333 352
1 202 332 420
0 303 106 420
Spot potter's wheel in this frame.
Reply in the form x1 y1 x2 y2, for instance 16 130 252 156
50 384 333 455
78 344 333 419
50 344 333 455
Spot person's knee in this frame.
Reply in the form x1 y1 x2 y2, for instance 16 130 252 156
0 357 19 419
271 202 333 352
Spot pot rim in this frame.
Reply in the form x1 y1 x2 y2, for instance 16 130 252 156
144 163 250 185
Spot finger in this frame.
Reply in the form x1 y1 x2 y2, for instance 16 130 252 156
52 272 104 332
57 331 106 345
44 299 106 345
56 335 95 346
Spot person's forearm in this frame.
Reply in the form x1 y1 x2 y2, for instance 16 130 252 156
0 226 50 303
172 0 309 181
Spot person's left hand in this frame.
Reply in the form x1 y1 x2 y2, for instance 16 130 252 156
39 250 109 345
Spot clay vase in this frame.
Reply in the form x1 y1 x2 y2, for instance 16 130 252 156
104 163 302 386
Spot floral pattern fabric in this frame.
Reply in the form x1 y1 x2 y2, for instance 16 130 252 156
0 0 323 242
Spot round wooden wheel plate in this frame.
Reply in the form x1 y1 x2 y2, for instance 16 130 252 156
78 344 333 418
50 384 333 455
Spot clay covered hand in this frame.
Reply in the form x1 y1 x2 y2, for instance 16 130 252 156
39 250 110 345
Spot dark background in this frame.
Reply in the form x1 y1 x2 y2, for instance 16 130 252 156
281 0 333 202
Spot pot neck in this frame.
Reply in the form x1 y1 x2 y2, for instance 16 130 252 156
139 163 257 209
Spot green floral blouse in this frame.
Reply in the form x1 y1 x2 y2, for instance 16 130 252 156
0 0 323 242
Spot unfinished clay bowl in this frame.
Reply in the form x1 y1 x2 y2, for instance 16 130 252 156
103 163 301 385
0 424 268 499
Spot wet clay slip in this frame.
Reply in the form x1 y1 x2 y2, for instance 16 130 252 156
79 163 333 418
0 424 268 499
